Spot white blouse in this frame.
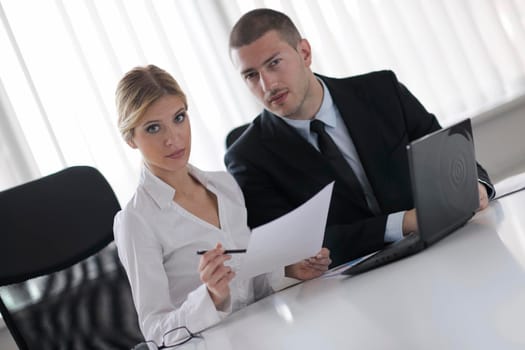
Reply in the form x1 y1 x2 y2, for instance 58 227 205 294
114 165 278 344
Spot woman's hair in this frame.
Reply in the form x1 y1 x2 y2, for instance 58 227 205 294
229 8 301 50
115 64 187 142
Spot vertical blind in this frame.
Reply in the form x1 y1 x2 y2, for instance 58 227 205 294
1 0 524 204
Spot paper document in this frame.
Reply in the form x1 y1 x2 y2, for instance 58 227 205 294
321 251 379 278
494 172 525 199
236 182 334 280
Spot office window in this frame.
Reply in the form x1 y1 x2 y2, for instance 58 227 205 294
0 0 524 203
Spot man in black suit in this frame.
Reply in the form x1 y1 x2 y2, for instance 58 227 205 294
225 8 495 267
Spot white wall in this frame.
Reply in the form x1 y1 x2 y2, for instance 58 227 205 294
472 93 525 184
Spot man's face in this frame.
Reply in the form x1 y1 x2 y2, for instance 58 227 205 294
231 30 314 120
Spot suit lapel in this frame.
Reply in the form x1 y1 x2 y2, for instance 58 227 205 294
259 110 330 182
259 109 371 211
322 76 390 211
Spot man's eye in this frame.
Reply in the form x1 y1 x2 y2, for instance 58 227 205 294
269 58 281 67
244 72 258 81
174 113 186 123
145 124 160 133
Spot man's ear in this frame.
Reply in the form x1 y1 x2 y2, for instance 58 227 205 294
297 38 312 66
127 138 137 149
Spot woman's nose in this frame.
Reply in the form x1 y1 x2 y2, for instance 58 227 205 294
164 125 179 146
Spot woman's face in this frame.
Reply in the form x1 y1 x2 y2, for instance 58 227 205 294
128 94 191 179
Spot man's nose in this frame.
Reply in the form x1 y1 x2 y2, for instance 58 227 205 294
259 71 275 92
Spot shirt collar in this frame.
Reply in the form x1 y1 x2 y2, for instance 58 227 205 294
140 163 209 209
278 79 337 136
315 79 337 128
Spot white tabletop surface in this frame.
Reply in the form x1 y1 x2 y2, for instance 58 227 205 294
179 189 525 350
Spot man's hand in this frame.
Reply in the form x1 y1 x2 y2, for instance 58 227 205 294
198 243 234 309
403 183 490 235
402 208 418 236
285 248 331 280
478 183 489 211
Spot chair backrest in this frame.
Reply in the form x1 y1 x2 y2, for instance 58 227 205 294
0 166 144 350
225 123 250 149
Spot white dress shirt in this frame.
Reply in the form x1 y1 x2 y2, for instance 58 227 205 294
114 165 278 344
279 80 405 242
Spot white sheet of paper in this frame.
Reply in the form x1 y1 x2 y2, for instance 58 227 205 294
236 182 334 280
495 171 525 199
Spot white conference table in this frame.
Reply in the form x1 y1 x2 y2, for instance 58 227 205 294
180 189 525 350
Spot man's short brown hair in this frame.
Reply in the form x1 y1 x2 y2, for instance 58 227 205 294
229 8 301 49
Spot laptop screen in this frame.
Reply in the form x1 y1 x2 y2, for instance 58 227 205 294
407 118 479 246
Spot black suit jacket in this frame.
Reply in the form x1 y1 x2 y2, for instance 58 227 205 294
225 70 493 266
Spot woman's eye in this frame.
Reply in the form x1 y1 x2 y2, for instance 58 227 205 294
145 124 160 134
174 113 186 123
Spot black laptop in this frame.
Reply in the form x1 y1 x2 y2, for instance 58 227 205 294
342 118 479 275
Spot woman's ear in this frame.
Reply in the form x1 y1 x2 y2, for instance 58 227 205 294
127 138 137 149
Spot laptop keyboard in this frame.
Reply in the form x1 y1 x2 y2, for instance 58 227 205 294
343 232 423 275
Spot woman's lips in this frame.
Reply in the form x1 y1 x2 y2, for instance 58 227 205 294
166 149 185 159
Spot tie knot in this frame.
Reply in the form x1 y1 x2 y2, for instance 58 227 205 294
310 119 325 134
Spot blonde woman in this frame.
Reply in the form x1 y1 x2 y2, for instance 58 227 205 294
113 64 331 345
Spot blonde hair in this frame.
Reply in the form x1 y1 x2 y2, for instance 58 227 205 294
115 64 187 142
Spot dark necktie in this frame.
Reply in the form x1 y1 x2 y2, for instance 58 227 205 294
310 119 368 206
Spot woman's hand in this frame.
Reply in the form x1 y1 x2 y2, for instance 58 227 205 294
198 243 235 309
285 247 331 280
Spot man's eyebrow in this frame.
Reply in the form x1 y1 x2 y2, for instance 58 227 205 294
241 52 280 76
240 67 255 76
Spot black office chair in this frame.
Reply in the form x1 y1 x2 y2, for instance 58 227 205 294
225 123 250 149
0 166 144 350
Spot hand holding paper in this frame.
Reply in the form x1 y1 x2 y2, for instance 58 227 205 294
236 182 334 280
285 247 331 280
